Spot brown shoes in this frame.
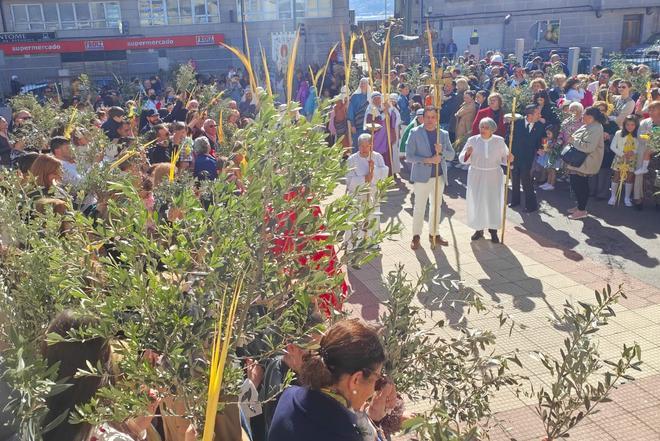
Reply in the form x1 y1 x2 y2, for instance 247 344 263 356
412 234 449 249
429 235 449 246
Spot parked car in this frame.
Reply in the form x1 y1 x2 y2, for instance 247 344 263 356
625 32 660 57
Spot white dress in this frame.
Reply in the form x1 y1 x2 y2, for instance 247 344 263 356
389 106 402 172
346 151 389 193
459 135 509 231
345 151 389 246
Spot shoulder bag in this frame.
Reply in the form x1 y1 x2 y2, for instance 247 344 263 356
560 144 587 167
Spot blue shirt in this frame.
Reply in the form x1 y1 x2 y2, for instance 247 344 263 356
194 154 218 181
398 94 411 125
425 129 442 177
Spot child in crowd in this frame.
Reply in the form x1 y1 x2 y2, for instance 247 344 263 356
609 115 641 206
537 125 562 191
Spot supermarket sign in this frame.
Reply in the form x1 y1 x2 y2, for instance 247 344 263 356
0 33 224 55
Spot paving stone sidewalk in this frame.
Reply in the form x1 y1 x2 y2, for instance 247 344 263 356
340 177 660 441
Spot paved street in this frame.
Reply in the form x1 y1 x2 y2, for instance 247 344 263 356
341 165 660 441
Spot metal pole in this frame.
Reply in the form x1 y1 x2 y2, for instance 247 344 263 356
240 0 247 53
501 97 517 244
432 72 442 249
420 0 424 34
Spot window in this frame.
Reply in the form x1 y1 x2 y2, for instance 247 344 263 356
277 0 290 19
104 2 121 27
139 0 219 26
240 0 275 21
241 0 331 21
11 2 121 30
58 3 76 28
192 0 207 23
621 14 643 50
75 2 91 27
11 4 30 30
294 0 303 18
27 4 45 29
90 2 106 28
179 0 192 24
166 0 182 24
11 4 46 30
43 4 59 30
305 0 330 17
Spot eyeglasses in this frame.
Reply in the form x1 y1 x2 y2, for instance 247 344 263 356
374 372 389 391
362 367 388 388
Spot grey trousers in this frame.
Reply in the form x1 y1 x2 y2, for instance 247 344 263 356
589 168 612 199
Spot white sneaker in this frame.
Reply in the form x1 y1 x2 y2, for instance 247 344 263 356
608 197 616 206
544 184 555 190
624 198 633 207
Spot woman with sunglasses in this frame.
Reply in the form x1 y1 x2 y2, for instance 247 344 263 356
609 80 635 129
268 318 387 441
9 110 32 134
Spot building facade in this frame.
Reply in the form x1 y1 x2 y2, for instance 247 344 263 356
396 0 659 57
0 0 350 94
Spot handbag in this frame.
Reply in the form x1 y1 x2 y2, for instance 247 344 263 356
560 145 587 167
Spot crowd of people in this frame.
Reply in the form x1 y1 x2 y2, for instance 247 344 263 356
0 45 658 441
333 50 659 248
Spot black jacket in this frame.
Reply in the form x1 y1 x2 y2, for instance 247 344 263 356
147 142 172 164
509 118 544 168
101 118 122 140
601 120 619 169
540 104 560 129
162 100 188 123
0 136 11 167
442 92 461 134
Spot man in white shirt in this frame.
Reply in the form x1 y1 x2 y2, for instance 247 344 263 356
587 68 612 96
345 133 389 248
50 136 81 186
50 136 96 214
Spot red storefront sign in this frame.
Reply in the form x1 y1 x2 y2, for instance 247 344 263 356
0 33 225 56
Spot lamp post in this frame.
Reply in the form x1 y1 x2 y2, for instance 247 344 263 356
420 0 424 33
240 0 247 54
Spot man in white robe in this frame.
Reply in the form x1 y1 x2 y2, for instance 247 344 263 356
459 117 513 243
345 133 389 247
